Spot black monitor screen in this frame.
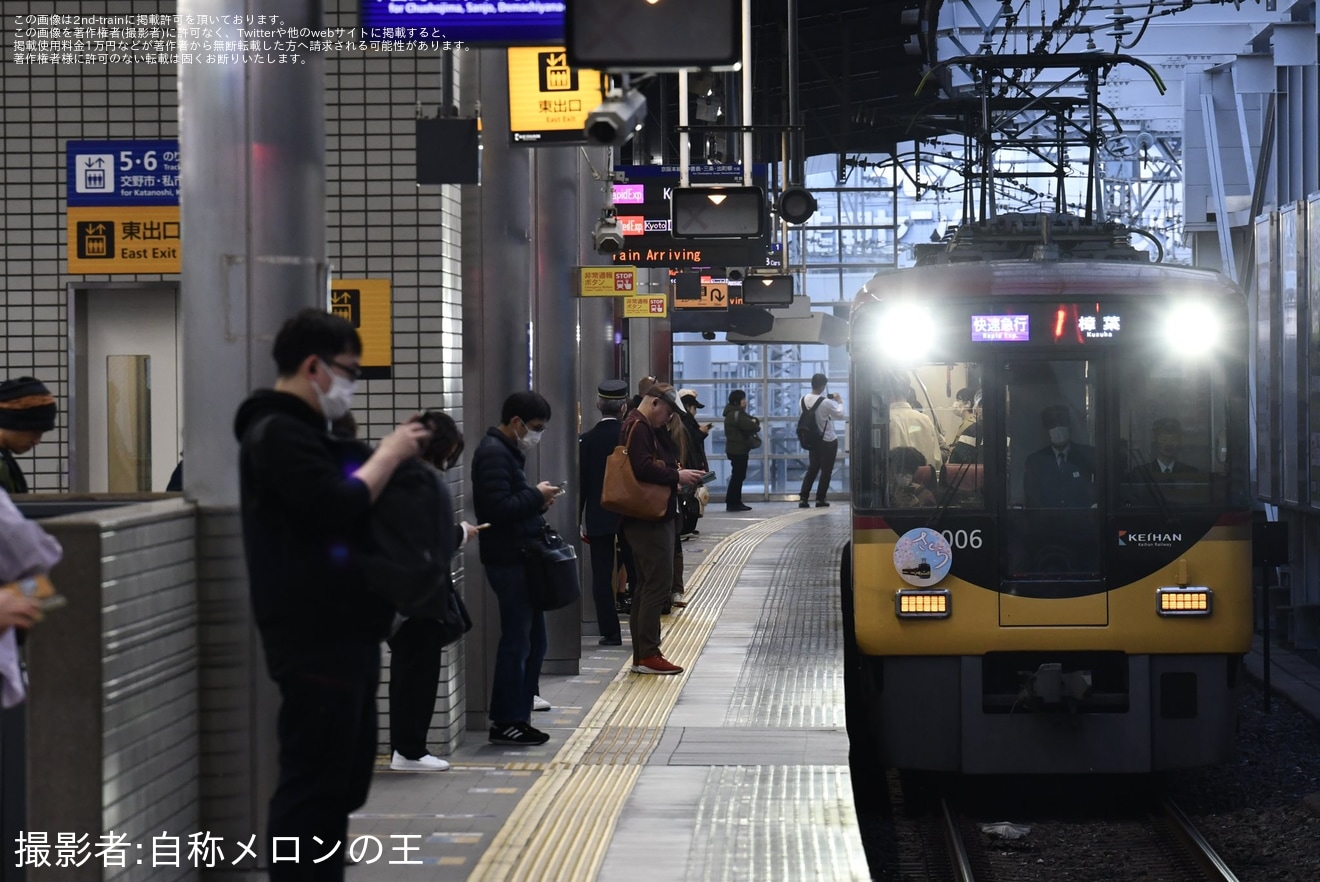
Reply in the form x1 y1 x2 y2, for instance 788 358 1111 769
359 1 565 46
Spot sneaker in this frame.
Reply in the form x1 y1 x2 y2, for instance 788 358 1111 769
532 695 552 712
798 501 810 508
390 750 450 771
489 721 551 746
632 654 684 675
816 501 831 508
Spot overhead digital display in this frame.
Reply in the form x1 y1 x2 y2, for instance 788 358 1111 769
972 314 1030 342
359 1 565 46
607 164 773 270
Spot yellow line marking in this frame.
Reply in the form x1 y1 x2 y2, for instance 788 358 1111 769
467 509 826 882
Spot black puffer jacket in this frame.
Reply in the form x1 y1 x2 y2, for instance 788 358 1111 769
472 427 547 566
233 390 394 649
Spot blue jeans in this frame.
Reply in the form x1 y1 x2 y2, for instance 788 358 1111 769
485 563 547 724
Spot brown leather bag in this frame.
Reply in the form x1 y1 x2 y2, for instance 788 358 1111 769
601 422 670 520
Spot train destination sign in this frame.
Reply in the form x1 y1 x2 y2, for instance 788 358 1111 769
972 314 1030 342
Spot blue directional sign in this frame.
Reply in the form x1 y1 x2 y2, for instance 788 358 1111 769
66 140 179 207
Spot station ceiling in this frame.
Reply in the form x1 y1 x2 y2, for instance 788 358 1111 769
748 0 945 160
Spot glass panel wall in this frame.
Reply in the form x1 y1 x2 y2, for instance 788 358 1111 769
672 157 902 501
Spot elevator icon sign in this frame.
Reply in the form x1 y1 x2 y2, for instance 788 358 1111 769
74 154 115 194
76 221 114 259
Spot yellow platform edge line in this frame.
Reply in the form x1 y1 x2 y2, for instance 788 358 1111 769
467 508 827 882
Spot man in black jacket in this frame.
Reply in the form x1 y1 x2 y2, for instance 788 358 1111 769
472 391 560 746
578 380 630 646
234 309 429 880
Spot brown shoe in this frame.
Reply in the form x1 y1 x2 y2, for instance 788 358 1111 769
632 654 684 675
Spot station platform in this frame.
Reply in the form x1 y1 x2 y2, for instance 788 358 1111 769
348 502 867 881
343 503 1320 881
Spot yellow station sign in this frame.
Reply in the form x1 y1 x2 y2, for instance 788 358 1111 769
673 277 733 309
330 279 392 379
623 295 668 319
579 266 637 296
508 47 605 145
67 205 181 274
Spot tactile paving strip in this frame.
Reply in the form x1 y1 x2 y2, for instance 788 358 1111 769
467 509 825 882
724 521 852 729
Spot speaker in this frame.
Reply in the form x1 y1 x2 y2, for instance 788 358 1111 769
567 0 740 70
416 118 480 185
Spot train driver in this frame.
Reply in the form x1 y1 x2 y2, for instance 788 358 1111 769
1022 404 1096 509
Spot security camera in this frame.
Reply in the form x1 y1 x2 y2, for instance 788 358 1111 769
593 209 625 254
585 89 648 147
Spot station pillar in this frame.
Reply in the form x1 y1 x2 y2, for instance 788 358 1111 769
178 0 328 856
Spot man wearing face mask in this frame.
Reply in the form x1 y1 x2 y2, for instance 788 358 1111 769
1023 404 1096 509
471 391 561 746
234 308 431 880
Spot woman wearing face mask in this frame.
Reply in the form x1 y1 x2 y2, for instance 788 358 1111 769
358 411 478 771
471 391 561 746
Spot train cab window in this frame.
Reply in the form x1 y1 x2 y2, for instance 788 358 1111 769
852 361 986 511
1004 360 1100 578
1114 357 1246 509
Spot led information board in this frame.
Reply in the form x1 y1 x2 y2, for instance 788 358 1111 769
608 164 772 270
359 1 565 45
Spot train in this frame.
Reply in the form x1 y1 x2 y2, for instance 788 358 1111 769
841 212 1253 775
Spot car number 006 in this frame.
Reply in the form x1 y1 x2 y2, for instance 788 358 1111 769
940 529 982 549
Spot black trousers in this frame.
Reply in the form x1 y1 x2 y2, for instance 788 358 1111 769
586 533 623 641
800 438 840 503
387 617 446 759
264 640 380 881
727 454 749 507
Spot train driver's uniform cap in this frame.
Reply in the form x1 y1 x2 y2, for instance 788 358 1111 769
597 380 629 400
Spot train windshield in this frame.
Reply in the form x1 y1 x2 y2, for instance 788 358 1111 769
853 351 1248 579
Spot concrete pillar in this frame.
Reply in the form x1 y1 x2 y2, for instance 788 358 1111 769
461 50 619 717
179 0 327 855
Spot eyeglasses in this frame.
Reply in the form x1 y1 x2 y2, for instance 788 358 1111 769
323 358 364 381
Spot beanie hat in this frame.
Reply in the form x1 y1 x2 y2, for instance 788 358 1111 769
0 377 57 432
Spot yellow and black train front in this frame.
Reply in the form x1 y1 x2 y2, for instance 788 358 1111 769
843 256 1253 775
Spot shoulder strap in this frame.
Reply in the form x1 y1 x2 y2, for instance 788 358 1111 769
806 395 825 414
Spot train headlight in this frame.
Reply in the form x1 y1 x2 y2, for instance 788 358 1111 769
895 589 951 618
1156 586 1213 616
873 303 935 361
1163 303 1221 357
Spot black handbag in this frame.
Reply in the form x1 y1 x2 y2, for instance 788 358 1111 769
522 524 581 611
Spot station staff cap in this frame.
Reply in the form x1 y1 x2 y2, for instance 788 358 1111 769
597 379 629 400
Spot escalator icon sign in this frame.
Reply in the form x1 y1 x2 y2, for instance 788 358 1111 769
76 221 114 259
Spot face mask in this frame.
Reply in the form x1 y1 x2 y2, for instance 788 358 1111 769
1048 426 1070 446
517 420 543 452
314 360 357 421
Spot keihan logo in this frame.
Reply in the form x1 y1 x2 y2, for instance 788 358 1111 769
1118 529 1182 548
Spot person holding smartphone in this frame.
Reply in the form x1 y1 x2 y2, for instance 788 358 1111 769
472 391 560 745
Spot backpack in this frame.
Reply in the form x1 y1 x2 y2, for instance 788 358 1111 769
358 460 470 643
796 395 827 451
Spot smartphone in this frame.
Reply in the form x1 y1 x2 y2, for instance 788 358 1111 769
475 523 492 531
699 470 718 485
37 595 68 612
553 484 567 497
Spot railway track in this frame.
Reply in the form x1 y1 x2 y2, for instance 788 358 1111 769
872 773 1242 882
